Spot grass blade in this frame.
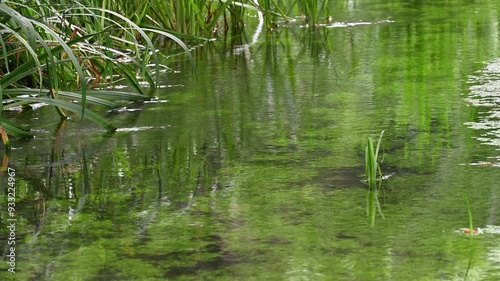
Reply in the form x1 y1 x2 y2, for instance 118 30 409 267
15 96 117 132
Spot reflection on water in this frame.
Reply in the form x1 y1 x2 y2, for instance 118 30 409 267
3 0 500 280
466 60 500 166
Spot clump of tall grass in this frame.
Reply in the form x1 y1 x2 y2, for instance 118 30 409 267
256 0 331 28
365 131 384 190
365 131 385 225
0 0 192 140
76 0 263 38
80 0 331 37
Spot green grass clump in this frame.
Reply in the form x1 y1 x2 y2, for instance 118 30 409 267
82 0 332 36
0 0 192 137
0 0 333 144
365 131 385 225
365 131 384 191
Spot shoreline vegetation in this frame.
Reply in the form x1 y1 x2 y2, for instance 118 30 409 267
0 0 330 146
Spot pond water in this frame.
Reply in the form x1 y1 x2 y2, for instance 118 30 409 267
3 0 500 280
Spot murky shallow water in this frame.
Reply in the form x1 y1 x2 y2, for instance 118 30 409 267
3 1 500 280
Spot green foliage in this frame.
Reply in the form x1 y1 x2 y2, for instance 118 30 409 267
79 0 263 38
77 0 331 37
464 193 474 240
365 131 385 225
365 131 384 191
0 0 191 137
0 0 333 142
4 0 500 278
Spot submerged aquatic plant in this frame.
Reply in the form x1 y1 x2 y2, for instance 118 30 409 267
365 131 385 225
0 1 192 141
77 0 266 38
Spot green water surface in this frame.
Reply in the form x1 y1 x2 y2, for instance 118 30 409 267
3 0 500 280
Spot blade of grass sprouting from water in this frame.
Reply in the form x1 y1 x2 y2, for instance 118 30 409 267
365 131 386 225
464 193 474 240
366 132 384 192
463 192 475 280
366 139 372 183
365 143 369 182
366 137 376 190
15 96 116 132
376 132 385 180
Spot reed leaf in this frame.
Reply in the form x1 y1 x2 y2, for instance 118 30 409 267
0 22 43 90
3 89 119 108
14 96 117 132
1 0 195 138
0 119 33 138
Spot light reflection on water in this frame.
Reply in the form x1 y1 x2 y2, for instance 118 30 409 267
465 60 500 166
